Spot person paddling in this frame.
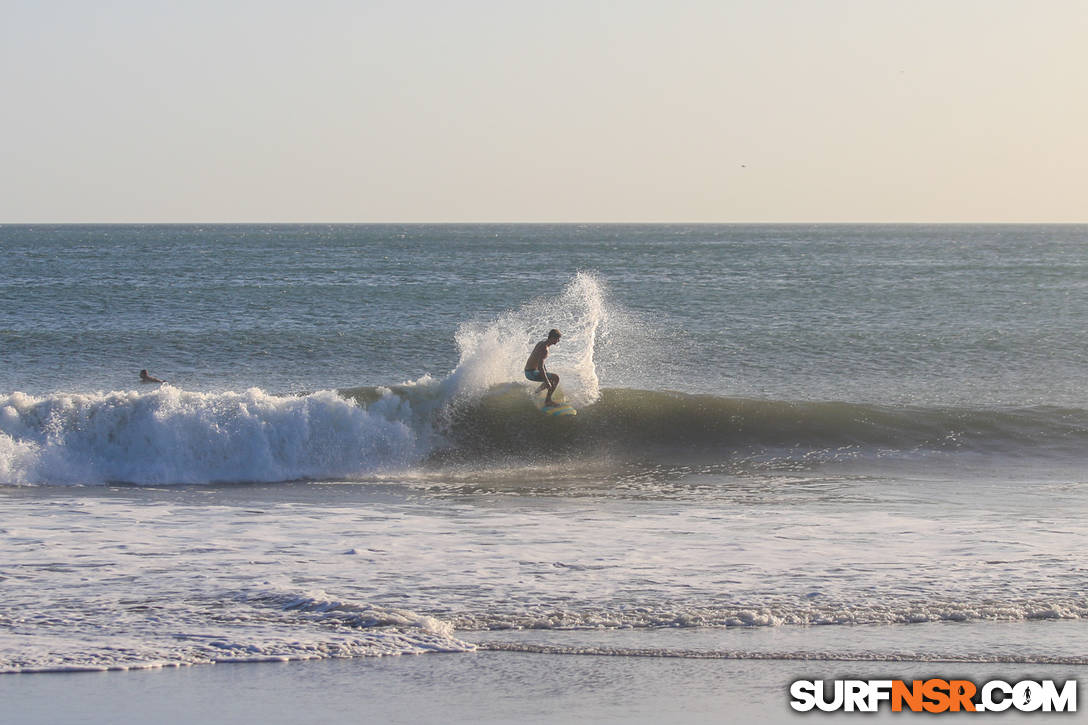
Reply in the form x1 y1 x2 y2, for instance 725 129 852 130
524 329 561 406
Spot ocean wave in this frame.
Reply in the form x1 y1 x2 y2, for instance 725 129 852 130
2 271 1084 486
246 589 457 639
0 272 615 486
1 384 1085 486
435 387 1088 464
0 387 423 485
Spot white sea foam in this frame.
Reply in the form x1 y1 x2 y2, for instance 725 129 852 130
0 577 474 674
0 387 423 485
445 599 1088 632
449 271 607 408
2 625 473 674
252 588 458 639
3 459 1086 674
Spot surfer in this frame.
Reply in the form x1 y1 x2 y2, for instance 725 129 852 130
525 329 561 406
139 369 166 384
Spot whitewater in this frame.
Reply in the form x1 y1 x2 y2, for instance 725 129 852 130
1 225 1086 704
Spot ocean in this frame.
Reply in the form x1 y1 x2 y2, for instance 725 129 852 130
1 224 1086 719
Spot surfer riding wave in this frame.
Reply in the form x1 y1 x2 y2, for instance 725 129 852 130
525 329 561 406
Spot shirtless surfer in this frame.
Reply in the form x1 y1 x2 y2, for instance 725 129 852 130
139 369 166 384
525 329 561 406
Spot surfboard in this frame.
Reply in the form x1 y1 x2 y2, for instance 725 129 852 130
531 388 577 416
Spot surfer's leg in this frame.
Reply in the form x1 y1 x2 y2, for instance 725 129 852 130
544 373 559 404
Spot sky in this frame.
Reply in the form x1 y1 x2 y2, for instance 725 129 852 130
2 0 1086 223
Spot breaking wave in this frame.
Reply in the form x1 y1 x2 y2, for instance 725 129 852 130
2 272 1085 486
433 387 1088 464
3 383 1084 486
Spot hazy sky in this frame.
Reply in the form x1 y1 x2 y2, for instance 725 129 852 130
2 0 1086 222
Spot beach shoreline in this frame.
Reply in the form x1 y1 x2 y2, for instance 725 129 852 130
4 648 1082 724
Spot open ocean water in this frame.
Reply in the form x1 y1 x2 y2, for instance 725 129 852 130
1 224 1086 717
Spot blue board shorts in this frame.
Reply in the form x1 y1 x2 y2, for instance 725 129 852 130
525 369 544 382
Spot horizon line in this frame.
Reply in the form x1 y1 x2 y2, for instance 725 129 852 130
3 220 1088 226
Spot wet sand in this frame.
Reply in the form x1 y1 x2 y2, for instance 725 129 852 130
3 649 1081 724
